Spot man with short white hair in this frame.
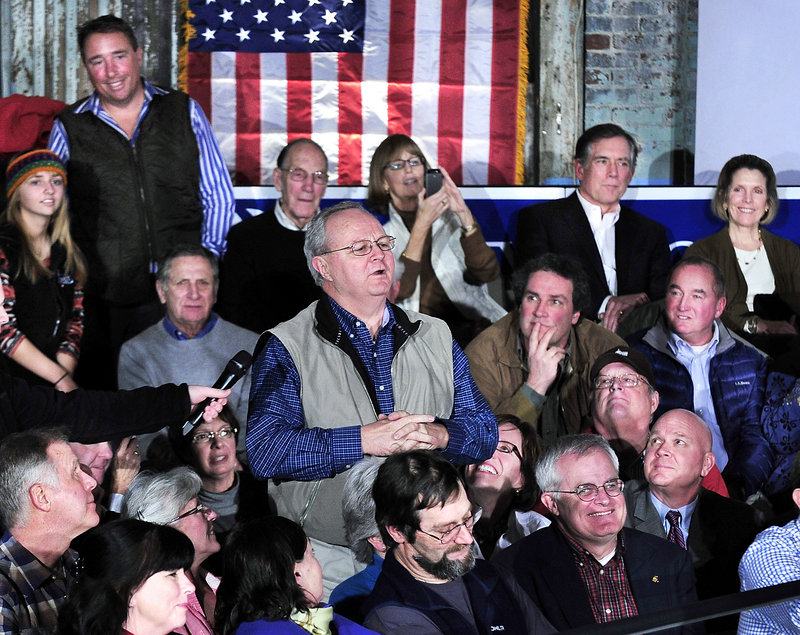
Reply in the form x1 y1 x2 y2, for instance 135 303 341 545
219 138 328 333
625 409 758 608
0 428 99 633
494 434 700 634
247 201 497 594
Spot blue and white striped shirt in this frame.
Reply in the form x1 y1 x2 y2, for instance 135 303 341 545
48 79 234 256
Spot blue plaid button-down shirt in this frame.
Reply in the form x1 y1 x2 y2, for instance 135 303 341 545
739 518 800 633
247 297 497 481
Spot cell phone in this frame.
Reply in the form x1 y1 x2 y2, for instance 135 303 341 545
424 169 443 197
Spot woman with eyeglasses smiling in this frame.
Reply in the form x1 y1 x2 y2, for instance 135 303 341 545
366 134 506 346
122 467 222 635
463 414 550 558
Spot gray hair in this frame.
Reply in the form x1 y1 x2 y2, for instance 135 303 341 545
156 244 219 288
536 434 619 498
0 429 66 529
122 467 202 524
303 201 372 286
342 457 384 564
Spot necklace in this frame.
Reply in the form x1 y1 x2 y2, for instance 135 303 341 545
735 246 761 268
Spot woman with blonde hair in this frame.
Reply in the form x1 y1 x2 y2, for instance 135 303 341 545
686 154 800 373
1 149 86 389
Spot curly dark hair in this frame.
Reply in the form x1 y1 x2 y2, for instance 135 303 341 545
215 517 313 635
512 253 592 316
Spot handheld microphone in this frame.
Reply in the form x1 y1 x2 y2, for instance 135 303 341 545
181 350 253 436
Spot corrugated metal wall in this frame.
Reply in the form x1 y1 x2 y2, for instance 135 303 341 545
0 0 181 102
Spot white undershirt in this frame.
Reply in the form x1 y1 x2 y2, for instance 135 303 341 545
734 246 774 310
274 198 308 232
577 191 620 316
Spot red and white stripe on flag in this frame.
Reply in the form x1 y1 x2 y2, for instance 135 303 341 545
181 0 529 186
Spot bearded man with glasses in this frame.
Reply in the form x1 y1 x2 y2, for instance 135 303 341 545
247 201 497 596
362 450 554 634
494 434 701 634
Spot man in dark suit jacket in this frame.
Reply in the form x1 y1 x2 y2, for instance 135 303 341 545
514 124 671 333
625 409 759 604
218 138 326 333
494 433 701 634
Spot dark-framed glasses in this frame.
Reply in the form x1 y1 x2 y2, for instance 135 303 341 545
280 167 328 184
593 373 647 390
320 235 396 256
167 503 209 525
191 426 238 445
545 478 624 502
384 157 423 171
495 441 523 461
417 508 481 544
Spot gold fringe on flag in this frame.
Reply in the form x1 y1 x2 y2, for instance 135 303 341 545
516 0 530 185
178 0 195 94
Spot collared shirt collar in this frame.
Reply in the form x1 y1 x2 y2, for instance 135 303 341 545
274 198 310 232
667 320 720 358
648 490 698 539
162 313 218 341
561 524 625 566
576 189 621 227
84 77 155 115
327 296 393 336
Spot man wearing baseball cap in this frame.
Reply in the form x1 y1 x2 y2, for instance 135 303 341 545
587 345 728 495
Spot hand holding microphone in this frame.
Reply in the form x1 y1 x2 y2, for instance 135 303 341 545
183 350 253 435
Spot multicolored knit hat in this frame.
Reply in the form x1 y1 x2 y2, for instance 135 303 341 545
5 149 67 200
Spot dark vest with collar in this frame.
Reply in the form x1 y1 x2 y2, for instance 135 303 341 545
363 550 529 635
58 88 201 305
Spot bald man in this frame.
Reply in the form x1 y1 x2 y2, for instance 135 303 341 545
624 410 758 610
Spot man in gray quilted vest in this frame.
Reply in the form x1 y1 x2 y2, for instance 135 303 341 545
246 201 497 596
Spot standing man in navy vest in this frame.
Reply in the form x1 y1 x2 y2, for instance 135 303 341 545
48 15 234 389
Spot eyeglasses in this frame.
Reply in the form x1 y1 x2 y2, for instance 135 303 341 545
417 509 481 544
495 441 523 462
384 158 423 171
280 167 328 184
167 503 210 525
545 478 624 502
190 426 237 445
593 373 648 390
320 235 396 256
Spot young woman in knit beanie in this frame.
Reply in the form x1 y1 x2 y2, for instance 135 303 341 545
1 149 87 390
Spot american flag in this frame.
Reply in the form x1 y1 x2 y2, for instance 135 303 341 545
181 0 529 186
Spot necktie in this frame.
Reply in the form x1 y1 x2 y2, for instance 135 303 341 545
666 510 686 549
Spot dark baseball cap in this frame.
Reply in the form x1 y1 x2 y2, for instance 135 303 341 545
590 346 655 386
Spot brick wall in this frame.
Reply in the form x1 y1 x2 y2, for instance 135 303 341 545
584 0 698 184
